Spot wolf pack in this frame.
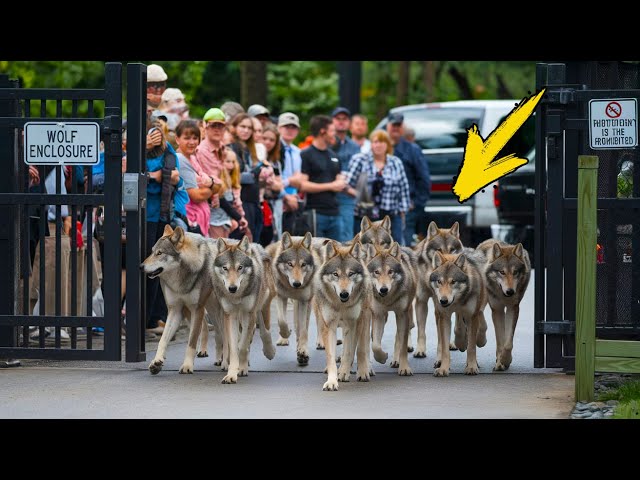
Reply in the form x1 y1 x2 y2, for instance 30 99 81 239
140 216 531 391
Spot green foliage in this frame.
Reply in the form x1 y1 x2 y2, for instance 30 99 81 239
598 379 640 402
612 400 640 419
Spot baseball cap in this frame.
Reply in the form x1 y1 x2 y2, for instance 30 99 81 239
161 88 188 115
147 64 168 83
277 112 300 128
203 108 226 124
150 110 168 123
247 104 270 117
387 112 404 125
331 106 351 118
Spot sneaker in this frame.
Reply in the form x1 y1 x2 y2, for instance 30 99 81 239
146 325 164 335
92 327 105 336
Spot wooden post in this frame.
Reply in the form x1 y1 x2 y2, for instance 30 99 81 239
575 155 598 402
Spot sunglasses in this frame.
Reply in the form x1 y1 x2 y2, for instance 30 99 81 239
147 82 166 90
206 122 226 129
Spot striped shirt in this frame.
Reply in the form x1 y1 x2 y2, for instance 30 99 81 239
347 152 411 215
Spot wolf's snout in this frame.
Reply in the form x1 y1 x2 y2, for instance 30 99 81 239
228 285 238 293
505 288 515 297
339 291 350 302
439 298 449 306
379 287 389 296
292 281 302 288
139 263 145 271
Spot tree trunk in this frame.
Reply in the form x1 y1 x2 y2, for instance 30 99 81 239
396 61 410 105
423 61 435 102
496 73 513 99
448 65 473 99
240 61 267 108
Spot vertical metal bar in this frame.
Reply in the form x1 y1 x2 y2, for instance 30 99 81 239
38 163 46 348
54 167 62 349
125 63 147 362
86 98 95 350
103 62 123 360
70 111 78 349
40 99 46 118
22 176 30 347
534 63 546 368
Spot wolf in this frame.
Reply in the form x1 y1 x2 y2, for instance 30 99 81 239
140 225 224 376
365 242 416 376
265 231 326 365
412 221 464 359
476 239 531 371
313 240 372 391
429 251 488 376
212 236 276 384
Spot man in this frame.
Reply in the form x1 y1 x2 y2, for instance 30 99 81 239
299 115 347 240
220 101 245 123
331 107 360 242
146 64 168 113
403 126 416 144
386 112 431 246
247 104 272 126
277 112 305 234
350 113 371 154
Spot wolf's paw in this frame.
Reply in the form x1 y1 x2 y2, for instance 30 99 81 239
221 373 237 384
221 361 229 371
279 325 291 339
357 368 370 382
493 361 507 372
407 345 414 353
464 364 479 375
322 379 339 391
316 342 325 350
373 349 388 364
179 363 194 374
276 337 289 346
476 331 487 348
389 360 399 368
500 351 513 369
434 367 449 377
148 359 163 375
196 350 208 358
296 351 310 366
336 339 343 345
213 359 222 366
398 366 413 376
238 367 249 377
450 341 460 351
369 366 376 377
336 356 341 364
433 359 442 368
337 370 350 382
263 344 276 360
413 349 427 358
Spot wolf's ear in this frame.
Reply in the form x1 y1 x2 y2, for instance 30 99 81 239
454 253 466 269
427 221 439 240
381 215 391 232
325 240 339 259
302 231 313 250
350 241 365 261
281 231 293 250
432 250 445 269
364 243 377 261
450 221 460 239
360 216 372 232
239 235 251 253
171 226 185 248
514 243 524 258
163 224 174 237
492 243 503 260
389 241 400 258
216 237 228 252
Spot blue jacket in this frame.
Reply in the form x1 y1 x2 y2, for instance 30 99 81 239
334 135 361 172
393 138 431 208
146 142 184 223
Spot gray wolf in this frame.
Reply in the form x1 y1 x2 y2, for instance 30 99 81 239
365 242 417 376
476 239 531 371
413 221 464 359
212 236 276 384
265 231 324 365
429 251 488 376
313 240 372 391
140 225 224 376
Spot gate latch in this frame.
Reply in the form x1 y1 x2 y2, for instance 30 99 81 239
122 173 147 211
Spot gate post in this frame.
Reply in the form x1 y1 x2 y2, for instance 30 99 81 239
575 155 598 402
0 74 20 366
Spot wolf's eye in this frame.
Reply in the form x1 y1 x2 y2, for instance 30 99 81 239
437 279 442 285
156 251 162 256
238 265 243 271
499 270 505 275
374 270 380 275
348 272 354 277
388 270 394 275
333 272 339 277
449 247 456 253
222 267 228 271
451 280 456 285
288 262 293 267
301 262 306 267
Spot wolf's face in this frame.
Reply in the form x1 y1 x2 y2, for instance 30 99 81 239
429 252 469 308
423 221 463 263
140 225 185 279
214 236 254 294
359 216 393 248
320 241 367 303
366 242 404 298
276 232 315 289
487 243 528 297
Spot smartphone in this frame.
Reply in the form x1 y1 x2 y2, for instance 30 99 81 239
273 167 281 176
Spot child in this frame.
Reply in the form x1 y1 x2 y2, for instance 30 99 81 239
209 148 247 238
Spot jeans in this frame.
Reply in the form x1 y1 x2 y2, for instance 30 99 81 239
315 212 341 241
145 221 168 329
354 214 404 246
403 208 420 247
336 192 356 242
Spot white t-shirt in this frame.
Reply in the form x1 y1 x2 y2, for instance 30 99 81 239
255 142 267 162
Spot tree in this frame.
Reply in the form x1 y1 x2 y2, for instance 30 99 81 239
396 61 410 105
240 61 267 108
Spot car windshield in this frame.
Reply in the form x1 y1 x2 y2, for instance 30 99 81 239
401 107 484 150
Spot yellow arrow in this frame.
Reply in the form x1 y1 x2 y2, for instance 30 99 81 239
453 88 545 203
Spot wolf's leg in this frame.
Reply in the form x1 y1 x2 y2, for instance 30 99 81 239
371 308 388 364
396 307 413 376
476 309 488 348
276 296 290 346
464 310 481 375
294 300 310 365
491 305 507 371
414 298 428 358
238 311 256 377
434 312 452 376
180 306 204 374
221 312 239 384
316 310 325 349
197 309 209 358
500 305 519 370
356 307 373 381
320 315 339 391
407 305 415 352
258 308 276 360
454 313 468 351
338 320 357 382
148 304 182 375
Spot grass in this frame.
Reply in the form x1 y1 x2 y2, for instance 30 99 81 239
597 379 640 419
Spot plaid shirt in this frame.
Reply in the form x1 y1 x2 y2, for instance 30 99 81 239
347 152 411 214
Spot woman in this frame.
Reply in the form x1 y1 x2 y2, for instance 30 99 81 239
251 116 267 162
347 129 410 244
261 123 284 242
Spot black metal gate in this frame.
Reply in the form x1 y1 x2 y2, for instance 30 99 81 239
0 62 146 362
535 61 640 368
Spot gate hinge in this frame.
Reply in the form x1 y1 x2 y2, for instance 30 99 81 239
535 321 575 335
103 115 122 134
544 88 576 105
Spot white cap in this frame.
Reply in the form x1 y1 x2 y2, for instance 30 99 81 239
147 64 168 82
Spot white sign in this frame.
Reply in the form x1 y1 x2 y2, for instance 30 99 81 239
24 122 100 165
589 98 638 149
